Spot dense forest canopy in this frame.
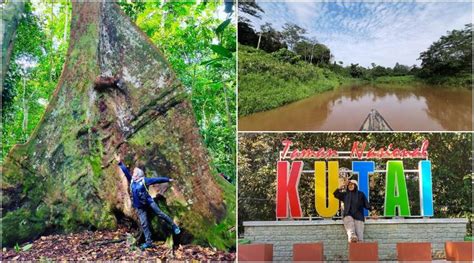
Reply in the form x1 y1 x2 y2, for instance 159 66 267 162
418 24 472 78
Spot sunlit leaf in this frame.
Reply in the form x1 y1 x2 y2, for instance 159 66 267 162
210 44 232 58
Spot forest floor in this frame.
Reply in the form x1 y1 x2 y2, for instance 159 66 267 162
1 226 235 261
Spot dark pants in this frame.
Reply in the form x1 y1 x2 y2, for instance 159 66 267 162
136 201 174 245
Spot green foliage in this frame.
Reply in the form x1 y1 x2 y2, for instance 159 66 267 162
392 62 411 76
14 243 20 253
1 207 48 247
271 48 301 64
238 45 347 116
281 23 306 51
294 40 331 66
349 63 366 78
372 75 420 86
238 133 472 232
2 0 71 162
418 24 472 79
117 0 146 21
133 1 236 181
22 243 33 251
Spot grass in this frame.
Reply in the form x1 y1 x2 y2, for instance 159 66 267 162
372 75 420 85
238 45 348 116
422 73 472 88
372 74 472 89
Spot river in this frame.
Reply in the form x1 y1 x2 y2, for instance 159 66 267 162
238 84 472 131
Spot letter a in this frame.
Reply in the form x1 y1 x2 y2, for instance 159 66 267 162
276 161 303 218
384 161 411 216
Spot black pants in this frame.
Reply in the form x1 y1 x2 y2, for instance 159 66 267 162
136 201 174 245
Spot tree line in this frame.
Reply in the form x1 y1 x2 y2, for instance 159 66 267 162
238 1 472 85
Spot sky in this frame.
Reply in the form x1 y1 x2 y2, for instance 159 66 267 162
245 0 473 67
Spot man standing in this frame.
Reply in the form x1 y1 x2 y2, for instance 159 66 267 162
115 154 180 250
333 179 369 242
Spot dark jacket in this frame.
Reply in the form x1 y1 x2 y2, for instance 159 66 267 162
118 162 170 208
333 185 370 221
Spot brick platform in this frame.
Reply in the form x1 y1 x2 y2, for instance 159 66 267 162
243 218 467 261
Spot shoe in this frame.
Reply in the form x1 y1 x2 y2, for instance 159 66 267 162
172 224 181 235
140 243 153 250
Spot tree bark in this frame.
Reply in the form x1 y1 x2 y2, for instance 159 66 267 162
1 1 232 249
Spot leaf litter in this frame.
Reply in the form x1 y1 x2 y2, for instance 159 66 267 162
1 226 235 262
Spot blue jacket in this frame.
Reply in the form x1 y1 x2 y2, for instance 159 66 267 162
118 162 170 208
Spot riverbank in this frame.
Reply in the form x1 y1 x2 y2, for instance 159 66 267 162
238 85 472 131
238 45 472 117
238 45 352 116
371 75 472 89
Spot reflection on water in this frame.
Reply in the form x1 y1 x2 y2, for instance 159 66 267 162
238 85 473 131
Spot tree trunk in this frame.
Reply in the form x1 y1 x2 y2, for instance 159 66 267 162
257 32 262 50
1 1 25 87
63 0 69 43
1 2 233 249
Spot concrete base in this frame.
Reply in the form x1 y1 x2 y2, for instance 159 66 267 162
243 218 467 261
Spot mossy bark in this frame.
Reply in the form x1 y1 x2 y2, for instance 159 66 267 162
1 2 233 249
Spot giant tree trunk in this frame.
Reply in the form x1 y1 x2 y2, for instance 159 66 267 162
1 1 233 249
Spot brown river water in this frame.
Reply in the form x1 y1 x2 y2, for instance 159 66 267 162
238 85 473 131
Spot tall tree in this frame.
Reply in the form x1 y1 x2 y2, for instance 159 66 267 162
349 63 364 78
257 23 286 52
2 1 70 162
281 23 306 51
392 62 410 76
418 24 472 77
1 1 25 87
1 2 233 249
238 0 264 20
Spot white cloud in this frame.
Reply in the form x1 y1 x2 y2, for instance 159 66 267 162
245 1 472 67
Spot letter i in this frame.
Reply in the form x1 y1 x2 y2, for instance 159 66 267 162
419 160 433 217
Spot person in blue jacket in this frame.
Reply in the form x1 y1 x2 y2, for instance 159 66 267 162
115 154 180 250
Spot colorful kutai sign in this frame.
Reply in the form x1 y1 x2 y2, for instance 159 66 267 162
276 139 433 219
